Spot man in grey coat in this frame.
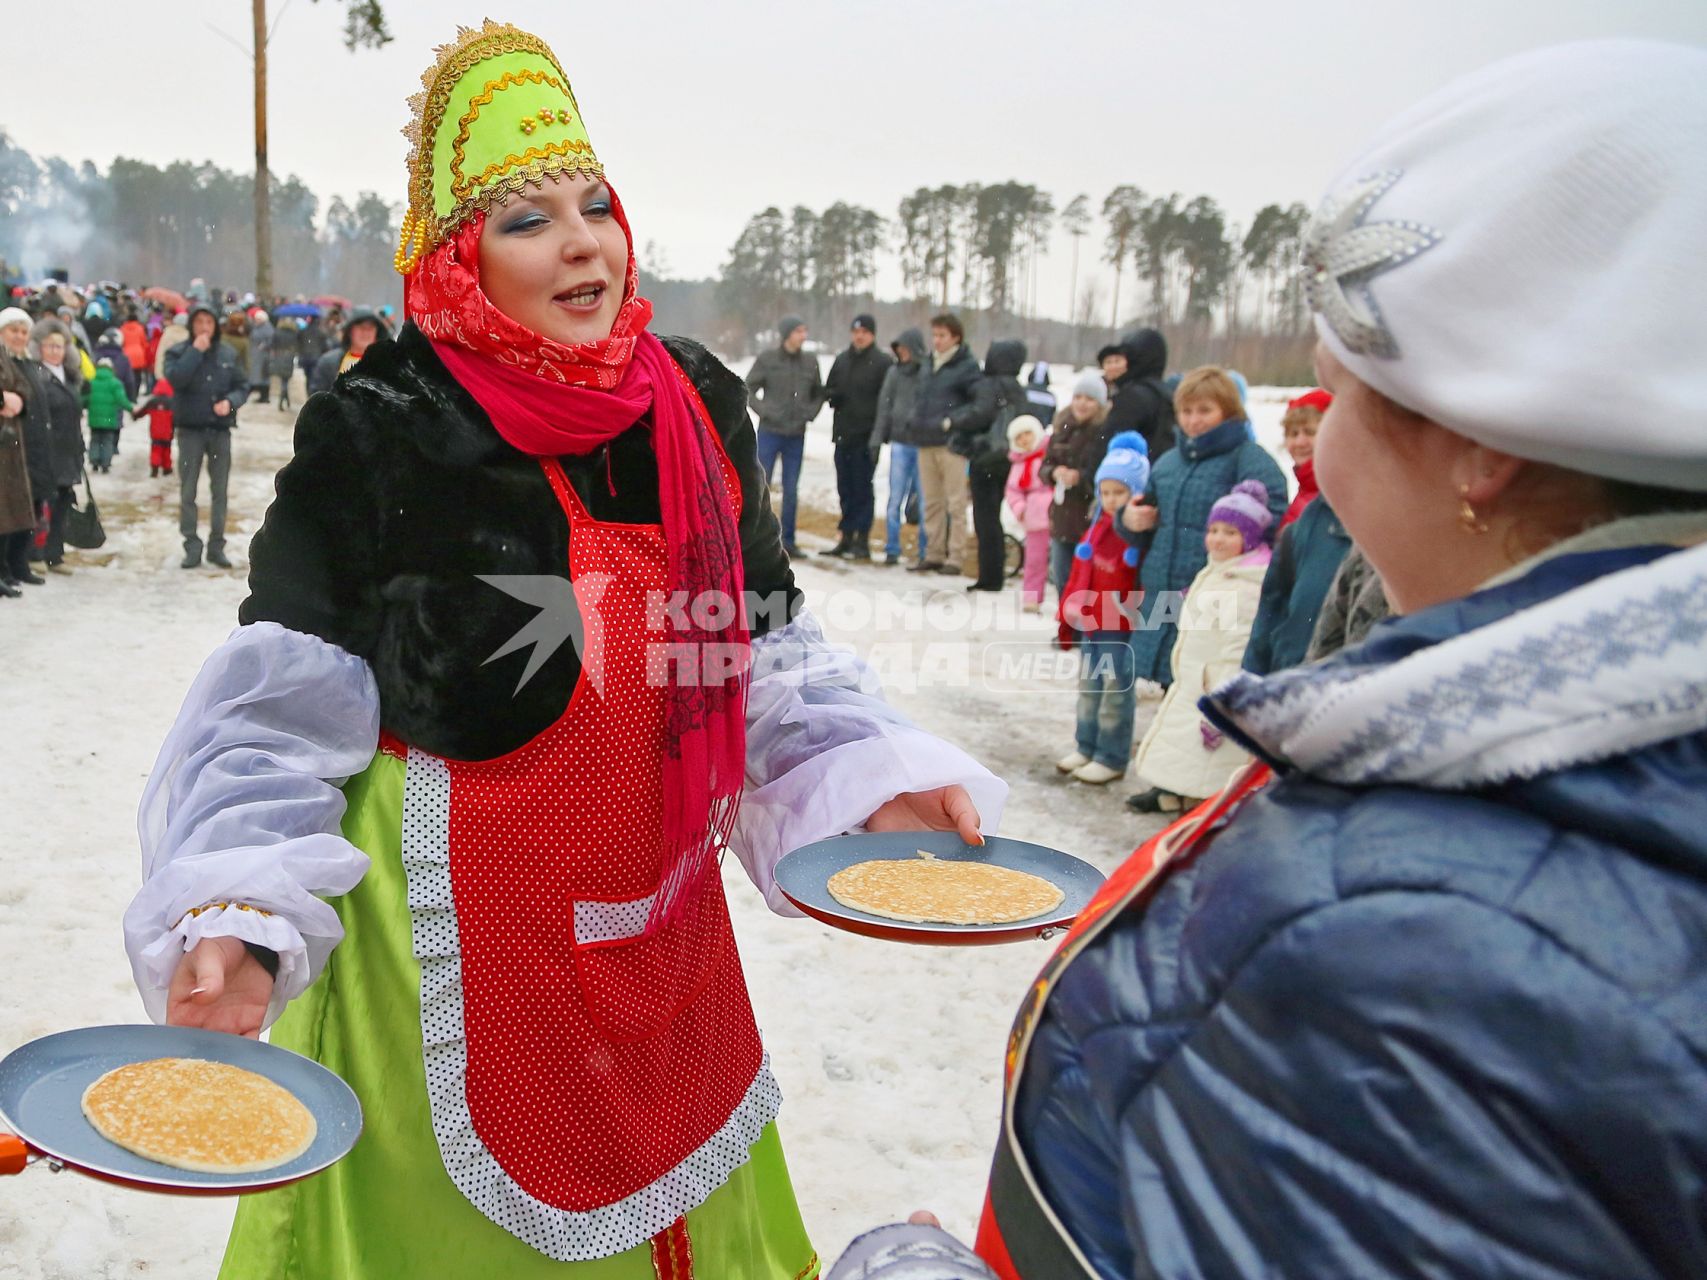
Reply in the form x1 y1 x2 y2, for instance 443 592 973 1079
744 315 823 556
874 327 927 566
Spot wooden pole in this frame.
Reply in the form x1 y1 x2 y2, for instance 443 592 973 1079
253 0 273 299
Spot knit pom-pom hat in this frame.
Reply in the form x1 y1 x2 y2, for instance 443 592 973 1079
1208 479 1273 552
1093 430 1150 495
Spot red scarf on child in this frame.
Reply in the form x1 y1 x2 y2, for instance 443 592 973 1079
406 188 748 933
1012 445 1045 492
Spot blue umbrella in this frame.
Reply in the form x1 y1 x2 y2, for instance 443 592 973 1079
274 302 322 319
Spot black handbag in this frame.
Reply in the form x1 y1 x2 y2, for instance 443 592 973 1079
65 469 106 550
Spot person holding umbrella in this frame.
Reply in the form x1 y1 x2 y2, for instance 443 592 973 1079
124 20 1003 1279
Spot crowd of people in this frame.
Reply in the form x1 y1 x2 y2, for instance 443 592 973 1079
3 24 1704 1278
0 281 392 587
745 310 1387 819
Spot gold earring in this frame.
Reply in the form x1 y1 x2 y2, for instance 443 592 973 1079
1458 484 1489 535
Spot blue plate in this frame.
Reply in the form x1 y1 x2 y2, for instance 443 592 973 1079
775 831 1105 946
0 1024 361 1193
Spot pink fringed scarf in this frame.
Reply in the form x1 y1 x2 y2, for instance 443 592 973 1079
406 191 748 932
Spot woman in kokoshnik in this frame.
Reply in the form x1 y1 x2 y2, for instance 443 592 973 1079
121 22 1005 1279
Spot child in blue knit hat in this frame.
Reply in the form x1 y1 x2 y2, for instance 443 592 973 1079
1055 431 1150 785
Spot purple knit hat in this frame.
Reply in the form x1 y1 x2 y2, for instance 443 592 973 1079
1208 479 1273 552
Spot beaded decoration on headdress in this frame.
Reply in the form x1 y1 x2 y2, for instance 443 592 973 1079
394 20 604 274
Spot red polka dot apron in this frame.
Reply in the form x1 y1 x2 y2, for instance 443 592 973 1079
389 453 776 1264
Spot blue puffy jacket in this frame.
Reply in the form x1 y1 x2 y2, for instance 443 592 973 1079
1241 495 1352 675
1120 418 1287 686
1014 542 1707 1279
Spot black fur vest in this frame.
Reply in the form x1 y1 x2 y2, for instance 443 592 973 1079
238 321 797 761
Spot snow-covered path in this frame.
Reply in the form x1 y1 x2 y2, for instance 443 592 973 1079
0 365 1290 1276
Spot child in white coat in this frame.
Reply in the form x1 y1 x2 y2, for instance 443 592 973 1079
1004 415 1052 611
1129 480 1273 812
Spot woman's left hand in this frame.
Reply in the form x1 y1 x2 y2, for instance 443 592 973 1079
865 785 984 846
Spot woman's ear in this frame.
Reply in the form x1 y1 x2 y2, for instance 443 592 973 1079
1456 443 1527 508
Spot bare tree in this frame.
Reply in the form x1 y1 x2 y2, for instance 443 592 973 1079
239 1 390 298
1061 194 1091 325
1175 196 1232 327
1135 195 1182 324
895 189 932 301
1101 185 1145 328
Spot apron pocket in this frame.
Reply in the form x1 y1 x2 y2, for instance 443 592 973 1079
571 879 728 1044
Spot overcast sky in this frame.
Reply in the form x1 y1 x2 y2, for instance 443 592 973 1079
6 0 1706 319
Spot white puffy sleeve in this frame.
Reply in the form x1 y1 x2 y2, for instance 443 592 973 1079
123 622 381 1029
732 610 1008 914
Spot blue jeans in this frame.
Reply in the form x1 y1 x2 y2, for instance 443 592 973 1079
1049 537 1076 600
1076 630 1138 770
755 429 805 545
89 429 118 470
884 443 925 560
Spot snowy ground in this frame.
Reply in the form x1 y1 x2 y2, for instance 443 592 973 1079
0 364 1300 1278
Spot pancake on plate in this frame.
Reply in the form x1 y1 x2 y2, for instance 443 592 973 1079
827 850 1065 925
81 1057 317 1174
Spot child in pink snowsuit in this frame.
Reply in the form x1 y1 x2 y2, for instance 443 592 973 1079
1005 415 1053 610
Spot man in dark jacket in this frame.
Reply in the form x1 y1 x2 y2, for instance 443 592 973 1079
904 314 995 575
744 315 824 557
822 314 894 560
308 310 383 397
967 339 1030 591
164 303 248 569
1098 327 1175 460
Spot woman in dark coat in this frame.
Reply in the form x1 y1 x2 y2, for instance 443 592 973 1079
1 311 52 586
25 318 86 573
1037 371 1111 597
0 331 34 596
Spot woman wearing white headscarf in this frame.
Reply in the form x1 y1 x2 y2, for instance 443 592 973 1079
835 39 1707 1280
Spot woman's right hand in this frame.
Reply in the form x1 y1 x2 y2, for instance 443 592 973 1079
1 390 21 417
166 936 274 1039
1123 498 1158 533
1057 467 1079 488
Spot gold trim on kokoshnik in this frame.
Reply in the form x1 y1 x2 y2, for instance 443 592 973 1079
81 1057 317 1174
827 851 1066 926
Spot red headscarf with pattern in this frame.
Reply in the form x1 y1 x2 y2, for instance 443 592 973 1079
406 184 748 934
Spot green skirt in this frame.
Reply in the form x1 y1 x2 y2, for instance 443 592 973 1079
219 751 818 1280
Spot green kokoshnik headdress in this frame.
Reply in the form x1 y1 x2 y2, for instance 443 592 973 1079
394 19 604 274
